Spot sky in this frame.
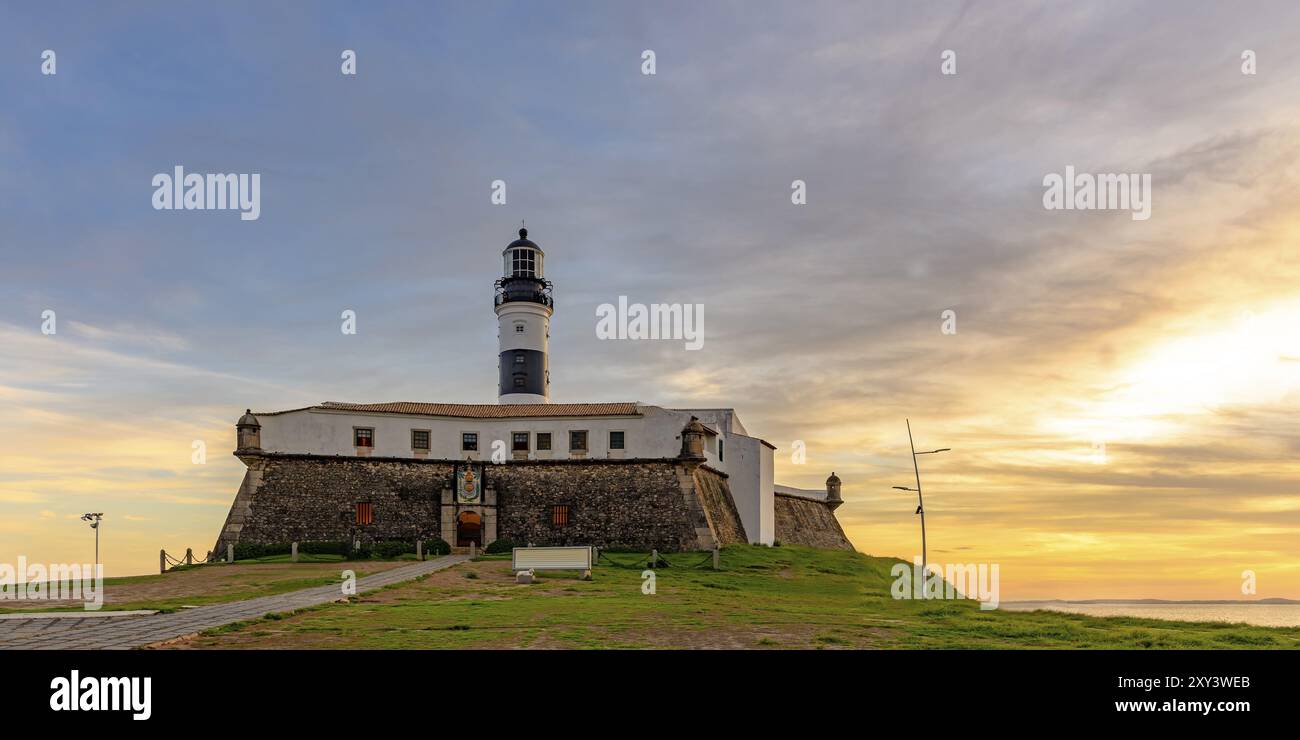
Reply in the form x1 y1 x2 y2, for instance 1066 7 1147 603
1 1 1298 600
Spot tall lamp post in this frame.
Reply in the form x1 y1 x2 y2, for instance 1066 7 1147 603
892 419 948 577
80 513 103 567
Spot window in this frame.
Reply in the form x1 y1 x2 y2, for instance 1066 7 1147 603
569 430 588 451
411 430 430 451
512 249 537 277
513 376 526 388
609 431 625 450
551 505 570 528
354 428 374 447
512 432 529 452
355 502 373 525
514 353 525 364
515 323 525 333
536 432 552 451
462 432 478 451
719 438 724 462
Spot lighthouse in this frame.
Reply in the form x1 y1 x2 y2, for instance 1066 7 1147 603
495 227 553 403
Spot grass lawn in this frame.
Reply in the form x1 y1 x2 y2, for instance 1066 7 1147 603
0 560 406 613
163 545 1300 649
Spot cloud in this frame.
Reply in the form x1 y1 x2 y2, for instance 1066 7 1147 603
66 320 190 352
1 2 1299 595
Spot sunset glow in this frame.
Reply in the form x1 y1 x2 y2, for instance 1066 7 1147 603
3 2 1299 603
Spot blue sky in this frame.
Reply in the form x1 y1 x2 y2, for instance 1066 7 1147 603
3 1 1300 597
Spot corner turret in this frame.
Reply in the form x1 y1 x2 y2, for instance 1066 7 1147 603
236 409 261 451
825 471 843 510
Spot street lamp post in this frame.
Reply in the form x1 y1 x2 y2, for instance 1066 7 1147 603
80 513 103 566
892 419 948 578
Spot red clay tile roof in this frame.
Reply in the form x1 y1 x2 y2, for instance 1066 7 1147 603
258 401 643 418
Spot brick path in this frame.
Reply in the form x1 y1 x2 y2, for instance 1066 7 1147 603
0 554 469 650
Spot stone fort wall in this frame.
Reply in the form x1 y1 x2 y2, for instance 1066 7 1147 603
774 493 855 550
213 454 751 553
693 467 747 546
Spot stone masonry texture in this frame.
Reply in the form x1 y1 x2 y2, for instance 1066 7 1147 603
693 467 747 546
214 454 785 553
214 455 449 552
774 493 855 550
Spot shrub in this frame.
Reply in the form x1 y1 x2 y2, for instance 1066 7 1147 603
233 542 292 560
348 542 372 560
299 540 348 556
484 538 521 554
372 540 416 559
422 538 451 556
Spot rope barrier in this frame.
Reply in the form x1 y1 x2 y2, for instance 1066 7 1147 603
162 547 719 571
597 551 717 569
657 553 715 569
597 552 649 568
162 549 217 570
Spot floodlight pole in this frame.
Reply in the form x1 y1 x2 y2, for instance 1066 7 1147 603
81 513 103 567
899 422 949 578
907 419 926 576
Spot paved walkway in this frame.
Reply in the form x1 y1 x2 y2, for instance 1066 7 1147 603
0 609 158 620
0 554 469 650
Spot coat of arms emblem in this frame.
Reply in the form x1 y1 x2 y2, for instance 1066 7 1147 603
456 466 481 503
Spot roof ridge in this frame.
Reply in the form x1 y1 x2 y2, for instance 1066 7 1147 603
270 401 644 419
319 400 639 407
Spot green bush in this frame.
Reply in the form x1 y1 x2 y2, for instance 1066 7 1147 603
231 541 354 560
337 539 450 560
299 540 348 556
372 540 416 559
484 538 521 554
233 542 292 560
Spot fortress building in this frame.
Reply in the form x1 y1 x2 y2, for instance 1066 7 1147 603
213 229 852 553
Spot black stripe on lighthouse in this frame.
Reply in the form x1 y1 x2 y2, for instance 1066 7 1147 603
499 349 547 397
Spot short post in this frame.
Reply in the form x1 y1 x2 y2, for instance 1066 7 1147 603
712 548 720 570
470 541 477 558
160 549 166 574
291 541 299 562
650 549 658 568
416 540 423 561
226 543 234 563
185 547 194 566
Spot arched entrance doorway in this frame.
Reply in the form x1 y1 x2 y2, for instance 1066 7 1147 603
456 510 482 547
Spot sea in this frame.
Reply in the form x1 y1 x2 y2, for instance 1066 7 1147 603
999 601 1300 627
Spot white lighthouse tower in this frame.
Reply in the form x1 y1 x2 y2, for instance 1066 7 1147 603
495 227 553 403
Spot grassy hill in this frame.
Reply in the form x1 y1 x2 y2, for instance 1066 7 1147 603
167 545 1300 649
